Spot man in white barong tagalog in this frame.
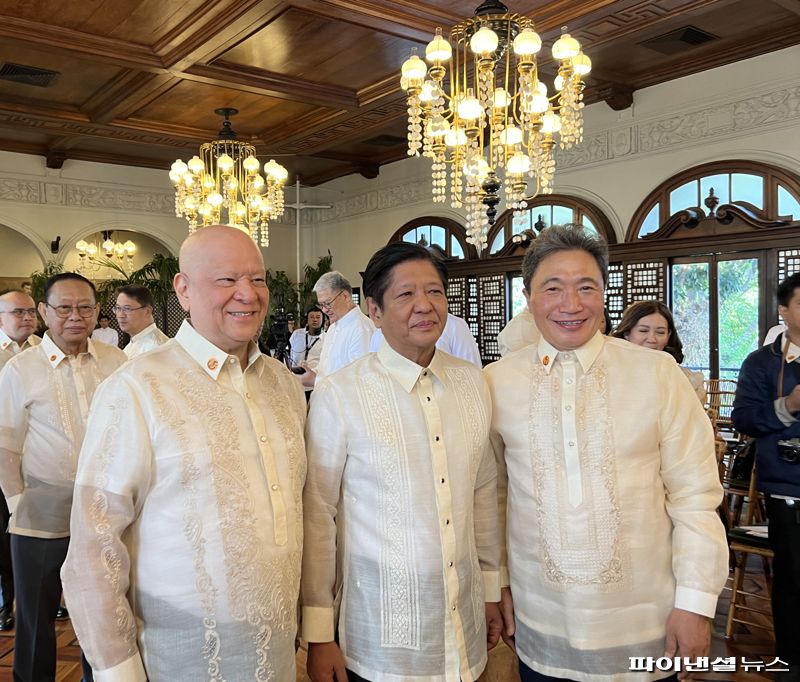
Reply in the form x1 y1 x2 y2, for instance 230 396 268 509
485 225 728 682
0 273 127 681
114 283 169 358
61 225 307 681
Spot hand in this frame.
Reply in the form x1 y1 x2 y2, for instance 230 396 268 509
307 641 348 682
663 608 711 681
499 586 516 652
300 367 317 388
785 384 800 414
485 602 503 651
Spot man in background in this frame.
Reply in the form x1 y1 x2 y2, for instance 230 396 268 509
301 271 374 387
114 284 169 359
0 289 41 632
733 272 800 682
91 313 119 347
0 273 126 681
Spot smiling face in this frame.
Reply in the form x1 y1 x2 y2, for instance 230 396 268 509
39 279 97 353
0 291 37 344
528 249 604 352
625 312 670 352
174 227 269 357
368 258 447 366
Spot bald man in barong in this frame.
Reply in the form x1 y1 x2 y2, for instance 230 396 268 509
62 226 307 681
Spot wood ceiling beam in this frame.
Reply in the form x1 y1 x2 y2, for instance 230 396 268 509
182 62 358 109
0 15 163 70
82 72 180 124
769 0 800 17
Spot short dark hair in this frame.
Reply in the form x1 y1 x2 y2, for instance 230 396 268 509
777 273 800 308
363 242 448 308
116 284 155 309
98 314 110 322
521 224 608 292
43 273 96 304
610 299 685 364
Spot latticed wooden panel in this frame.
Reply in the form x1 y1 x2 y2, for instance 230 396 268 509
625 261 666 302
163 293 186 336
605 263 625 328
477 274 505 362
778 248 800 282
446 276 467 319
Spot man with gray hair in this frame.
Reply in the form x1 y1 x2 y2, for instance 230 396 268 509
485 225 728 682
301 270 374 387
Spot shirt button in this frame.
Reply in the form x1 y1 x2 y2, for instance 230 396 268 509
228 357 236 364
426 396 431 402
565 405 572 411
440 477 445 484
271 484 278 491
423 370 428 376
434 436 440 442
568 441 575 447
445 519 450 525
246 392 252 399
448 561 454 567
452 605 457 611
566 378 573 385
260 435 267 442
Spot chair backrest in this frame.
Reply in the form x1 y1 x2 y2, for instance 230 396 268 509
705 378 738 429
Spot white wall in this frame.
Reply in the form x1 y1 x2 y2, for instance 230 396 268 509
303 46 800 286
1 46 798 287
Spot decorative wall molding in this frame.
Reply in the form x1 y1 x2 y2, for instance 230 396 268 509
0 177 175 215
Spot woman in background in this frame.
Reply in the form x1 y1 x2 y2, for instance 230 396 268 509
611 300 706 403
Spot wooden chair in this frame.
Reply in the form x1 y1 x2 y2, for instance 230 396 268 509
704 378 738 434
724 464 774 637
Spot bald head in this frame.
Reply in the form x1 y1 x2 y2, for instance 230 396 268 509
179 225 264 278
174 225 269 360
0 289 38 344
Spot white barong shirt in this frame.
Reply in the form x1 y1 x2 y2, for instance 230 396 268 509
61 320 307 682
316 305 374 379
484 332 728 682
302 342 500 682
123 322 169 359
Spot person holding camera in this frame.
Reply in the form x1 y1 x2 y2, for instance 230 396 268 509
733 272 800 682
290 307 326 391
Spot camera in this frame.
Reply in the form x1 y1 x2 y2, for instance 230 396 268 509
268 307 295 367
777 438 800 464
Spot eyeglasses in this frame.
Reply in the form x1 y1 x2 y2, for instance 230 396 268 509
112 305 145 315
0 308 37 318
319 290 346 311
45 303 97 319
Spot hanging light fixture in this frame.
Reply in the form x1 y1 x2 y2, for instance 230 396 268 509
169 108 288 247
400 1 591 252
75 231 138 275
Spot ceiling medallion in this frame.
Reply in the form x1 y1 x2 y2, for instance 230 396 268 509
400 1 591 252
169 108 288 247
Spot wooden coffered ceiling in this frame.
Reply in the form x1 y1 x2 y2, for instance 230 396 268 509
0 0 799 186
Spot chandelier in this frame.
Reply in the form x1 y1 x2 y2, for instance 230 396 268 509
169 108 288 247
400 0 591 252
75 231 137 275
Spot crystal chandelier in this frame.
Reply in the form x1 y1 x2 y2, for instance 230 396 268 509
400 1 591 252
75 231 137 275
169 108 288 247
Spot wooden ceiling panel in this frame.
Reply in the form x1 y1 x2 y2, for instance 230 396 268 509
0 44 123 107
218 8 420 90
131 80 323 136
0 0 214 45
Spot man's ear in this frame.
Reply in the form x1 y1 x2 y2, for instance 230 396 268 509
366 297 382 328
173 272 190 313
523 287 534 313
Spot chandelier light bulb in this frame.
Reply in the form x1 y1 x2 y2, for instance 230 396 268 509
252 174 265 189
456 92 483 120
572 51 592 75
242 156 260 173
207 192 224 207
444 127 467 147
217 154 234 173
426 28 452 63
523 91 550 114
492 88 510 108
552 30 580 60
500 125 523 146
264 159 288 181
419 80 438 103
235 202 247 219
76 240 88 253
536 80 548 96
513 28 542 56
171 160 188 175
124 240 136 256
427 116 450 138
508 151 531 175
102 238 114 254
541 110 562 134
86 243 98 257
187 156 204 174
401 52 427 81
554 74 565 91
470 26 499 56
464 158 490 181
